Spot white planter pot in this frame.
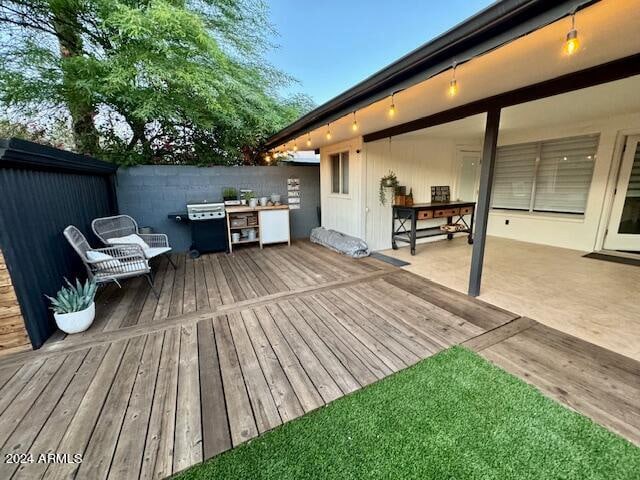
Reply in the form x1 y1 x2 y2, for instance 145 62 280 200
249 198 258 208
54 302 95 334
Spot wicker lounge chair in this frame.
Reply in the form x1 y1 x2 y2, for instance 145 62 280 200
91 214 175 268
63 225 155 292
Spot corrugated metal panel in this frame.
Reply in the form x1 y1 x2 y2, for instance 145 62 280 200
0 141 117 348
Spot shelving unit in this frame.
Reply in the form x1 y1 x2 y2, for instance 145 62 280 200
226 205 290 253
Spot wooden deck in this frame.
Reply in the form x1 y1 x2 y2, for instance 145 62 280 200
0 242 637 479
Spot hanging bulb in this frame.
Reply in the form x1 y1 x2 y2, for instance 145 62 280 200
448 62 458 97
326 124 332 141
448 78 458 97
264 153 271 162
306 133 312 147
565 14 580 55
352 111 359 132
293 142 298 152
388 94 396 118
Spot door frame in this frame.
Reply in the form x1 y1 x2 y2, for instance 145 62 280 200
602 134 640 251
453 146 482 202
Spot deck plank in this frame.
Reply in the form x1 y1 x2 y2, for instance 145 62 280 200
210 255 235 305
137 257 168 325
197 318 231 460
168 254 186 317
44 339 128 479
253 305 325 412
194 257 210 311
0 359 44 416
0 350 86 477
75 336 146 480
152 255 177 322
174 324 202 472
384 270 518 330
213 315 258 446
108 331 164 480
227 312 282 432
242 309 306 420
271 301 357 397
237 250 285 295
202 255 223 308
183 257 197 314
218 255 247 303
139 327 179 480
12 345 109 480
288 297 377 386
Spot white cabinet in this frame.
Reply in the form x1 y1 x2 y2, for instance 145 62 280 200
259 209 290 246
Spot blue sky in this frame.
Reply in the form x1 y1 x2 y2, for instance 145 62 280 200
265 0 494 105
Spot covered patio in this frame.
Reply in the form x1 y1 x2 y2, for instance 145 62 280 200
0 243 637 479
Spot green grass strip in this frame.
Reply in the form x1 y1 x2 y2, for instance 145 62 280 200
176 346 640 479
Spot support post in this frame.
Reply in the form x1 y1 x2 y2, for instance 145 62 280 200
468 108 501 297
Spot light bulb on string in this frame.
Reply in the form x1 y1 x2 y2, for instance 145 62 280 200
325 124 332 141
565 12 580 55
306 133 312 147
448 62 459 97
388 94 396 118
352 111 359 132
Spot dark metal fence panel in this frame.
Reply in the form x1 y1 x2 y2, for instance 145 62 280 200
0 139 117 348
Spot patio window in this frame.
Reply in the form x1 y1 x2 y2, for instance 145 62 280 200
492 134 599 214
330 151 349 194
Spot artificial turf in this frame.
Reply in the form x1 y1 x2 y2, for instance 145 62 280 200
175 347 640 480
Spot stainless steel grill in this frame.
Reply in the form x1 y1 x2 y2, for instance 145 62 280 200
187 201 225 221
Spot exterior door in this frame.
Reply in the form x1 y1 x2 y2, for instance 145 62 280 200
604 135 640 251
457 149 481 201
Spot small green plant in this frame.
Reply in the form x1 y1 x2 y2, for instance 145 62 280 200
222 187 237 199
46 278 97 314
242 190 254 202
379 170 399 205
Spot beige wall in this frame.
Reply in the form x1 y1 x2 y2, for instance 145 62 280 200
319 137 365 239
319 111 640 253
489 112 640 251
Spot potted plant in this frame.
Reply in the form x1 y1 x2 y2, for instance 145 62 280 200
379 171 399 205
222 187 238 202
46 278 97 334
244 191 258 208
242 190 252 206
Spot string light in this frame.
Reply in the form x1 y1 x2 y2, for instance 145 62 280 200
565 12 580 55
352 111 359 132
264 153 271 162
388 94 396 118
325 123 332 141
448 62 459 97
293 141 298 152
306 133 312 147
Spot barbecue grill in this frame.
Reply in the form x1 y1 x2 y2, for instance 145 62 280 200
169 201 228 258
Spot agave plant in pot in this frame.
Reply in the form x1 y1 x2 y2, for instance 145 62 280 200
46 278 97 334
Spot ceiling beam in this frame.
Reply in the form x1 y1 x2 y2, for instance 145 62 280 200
363 53 640 143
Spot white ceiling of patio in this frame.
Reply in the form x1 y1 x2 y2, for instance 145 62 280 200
277 0 640 152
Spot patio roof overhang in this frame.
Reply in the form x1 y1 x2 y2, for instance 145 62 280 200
265 0 640 152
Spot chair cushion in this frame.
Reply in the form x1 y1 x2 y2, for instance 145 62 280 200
107 234 150 250
87 250 122 269
143 247 172 259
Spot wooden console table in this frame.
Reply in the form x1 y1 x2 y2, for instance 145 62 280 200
392 201 475 255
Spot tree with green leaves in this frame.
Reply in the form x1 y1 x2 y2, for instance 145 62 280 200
0 1 312 165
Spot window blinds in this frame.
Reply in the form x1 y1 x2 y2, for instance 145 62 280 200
491 135 599 214
534 135 598 214
492 142 538 210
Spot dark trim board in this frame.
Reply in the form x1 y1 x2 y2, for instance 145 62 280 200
363 53 640 142
583 252 640 267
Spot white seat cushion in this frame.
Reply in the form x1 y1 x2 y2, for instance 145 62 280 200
143 246 172 259
87 250 122 269
107 234 150 250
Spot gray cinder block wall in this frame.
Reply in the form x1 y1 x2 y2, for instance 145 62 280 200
116 165 320 252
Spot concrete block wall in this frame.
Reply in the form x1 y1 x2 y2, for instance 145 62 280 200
116 165 320 252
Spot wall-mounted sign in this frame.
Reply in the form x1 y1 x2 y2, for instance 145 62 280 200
288 178 300 210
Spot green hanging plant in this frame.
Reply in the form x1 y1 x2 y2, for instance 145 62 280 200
379 170 399 205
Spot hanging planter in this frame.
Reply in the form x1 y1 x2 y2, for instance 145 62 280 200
379 171 399 205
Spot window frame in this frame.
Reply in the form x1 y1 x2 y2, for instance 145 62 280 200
328 150 350 196
491 134 599 217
